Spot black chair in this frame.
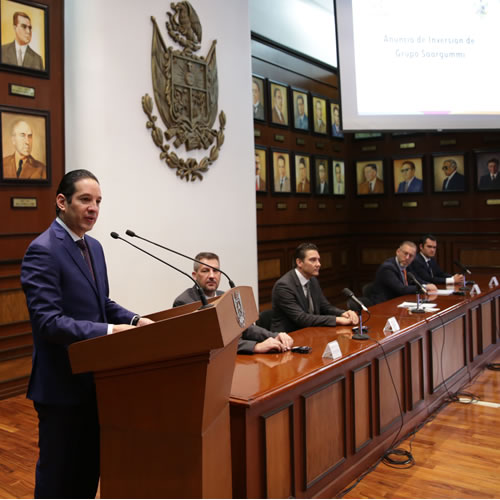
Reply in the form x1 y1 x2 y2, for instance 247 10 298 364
346 283 376 312
255 309 273 330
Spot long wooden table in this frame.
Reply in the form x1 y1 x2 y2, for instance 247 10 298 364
229 277 500 498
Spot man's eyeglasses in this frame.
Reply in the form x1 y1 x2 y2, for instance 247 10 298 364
401 168 411 173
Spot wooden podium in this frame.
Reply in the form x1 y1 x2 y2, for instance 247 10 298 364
69 286 257 499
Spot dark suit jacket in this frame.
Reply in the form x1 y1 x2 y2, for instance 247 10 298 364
173 286 276 354
1 41 44 70
478 173 500 190
21 220 135 405
408 253 450 285
397 177 423 193
3 153 46 179
271 269 345 333
442 172 465 191
369 257 422 305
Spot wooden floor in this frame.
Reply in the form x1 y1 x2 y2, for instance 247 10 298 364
0 358 498 499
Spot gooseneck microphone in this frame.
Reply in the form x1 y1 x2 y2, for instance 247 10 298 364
407 272 427 295
110 232 212 309
454 260 472 275
342 288 369 313
125 229 235 288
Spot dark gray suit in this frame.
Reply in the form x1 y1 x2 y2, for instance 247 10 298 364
271 269 345 333
173 286 278 354
408 253 451 285
1 41 44 70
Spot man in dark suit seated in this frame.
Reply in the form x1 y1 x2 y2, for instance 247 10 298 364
368 241 438 305
20 170 153 498
408 234 463 286
271 243 359 333
173 252 293 354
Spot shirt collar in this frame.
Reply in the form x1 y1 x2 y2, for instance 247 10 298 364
295 268 309 288
56 217 82 243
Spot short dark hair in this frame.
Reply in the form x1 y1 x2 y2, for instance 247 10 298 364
56 169 99 215
364 163 377 172
487 158 499 167
295 242 318 263
419 234 436 246
193 252 219 271
13 11 31 25
402 161 415 170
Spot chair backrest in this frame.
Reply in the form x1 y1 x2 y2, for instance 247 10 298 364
362 282 375 298
256 309 273 330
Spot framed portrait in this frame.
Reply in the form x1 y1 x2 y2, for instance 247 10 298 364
271 149 292 193
294 153 311 194
330 101 343 139
312 96 327 135
356 159 384 196
269 80 289 127
331 159 346 196
393 156 424 194
314 156 330 195
432 153 466 193
475 150 500 191
252 74 266 123
0 0 49 77
292 88 309 132
353 132 383 141
1 106 49 184
254 145 267 193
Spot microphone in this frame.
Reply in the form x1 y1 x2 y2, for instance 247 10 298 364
454 260 472 275
110 232 212 309
125 229 235 288
342 288 368 313
407 272 427 295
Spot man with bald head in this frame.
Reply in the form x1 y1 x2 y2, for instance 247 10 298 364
2 119 46 179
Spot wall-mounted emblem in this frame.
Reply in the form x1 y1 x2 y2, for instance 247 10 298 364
142 2 226 181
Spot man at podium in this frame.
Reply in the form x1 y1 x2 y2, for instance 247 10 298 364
173 252 293 353
20 169 153 499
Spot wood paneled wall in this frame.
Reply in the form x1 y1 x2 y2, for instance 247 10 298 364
252 35 500 310
0 0 64 399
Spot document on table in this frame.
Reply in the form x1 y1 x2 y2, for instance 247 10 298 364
398 302 440 312
435 289 455 296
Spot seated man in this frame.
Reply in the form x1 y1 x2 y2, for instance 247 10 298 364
369 241 438 305
408 234 463 286
173 252 293 354
271 243 359 333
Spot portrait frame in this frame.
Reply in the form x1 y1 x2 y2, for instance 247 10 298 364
0 0 49 77
271 149 292 194
254 145 267 193
474 150 500 192
330 101 344 139
291 88 310 132
331 158 346 196
314 156 330 195
294 152 312 195
432 152 466 193
355 159 385 196
251 74 266 123
392 156 424 195
311 95 328 135
268 80 289 128
1 104 50 185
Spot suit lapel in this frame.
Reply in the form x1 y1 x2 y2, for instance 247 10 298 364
290 271 309 311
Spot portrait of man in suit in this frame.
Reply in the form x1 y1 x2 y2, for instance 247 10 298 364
252 77 265 121
313 97 327 134
270 83 288 126
273 151 291 193
1 7 45 71
293 91 309 130
477 156 500 191
333 161 345 195
255 148 266 192
2 113 47 181
295 155 311 193
394 159 423 194
316 159 329 194
331 102 343 138
357 161 384 195
433 156 465 192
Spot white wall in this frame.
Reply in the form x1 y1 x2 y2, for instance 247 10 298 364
64 0 257 315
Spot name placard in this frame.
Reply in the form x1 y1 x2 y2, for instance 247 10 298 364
322 340 342 360
318 203 327 209
361 145 377 152
402 201 417 208
298 203 308 210
256 202 263 210
363 202 379 209
276 202 287 210
296 138 305 146
442 200 460 207
11 197 37 208
274 134 285 142
486 199 500 206
400 142 415 149
9 83 35 98
254 129 261 137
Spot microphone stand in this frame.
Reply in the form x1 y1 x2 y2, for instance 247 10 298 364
352 311 370 340
410 292 426 313
110 232 212 310
126 230 235 288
